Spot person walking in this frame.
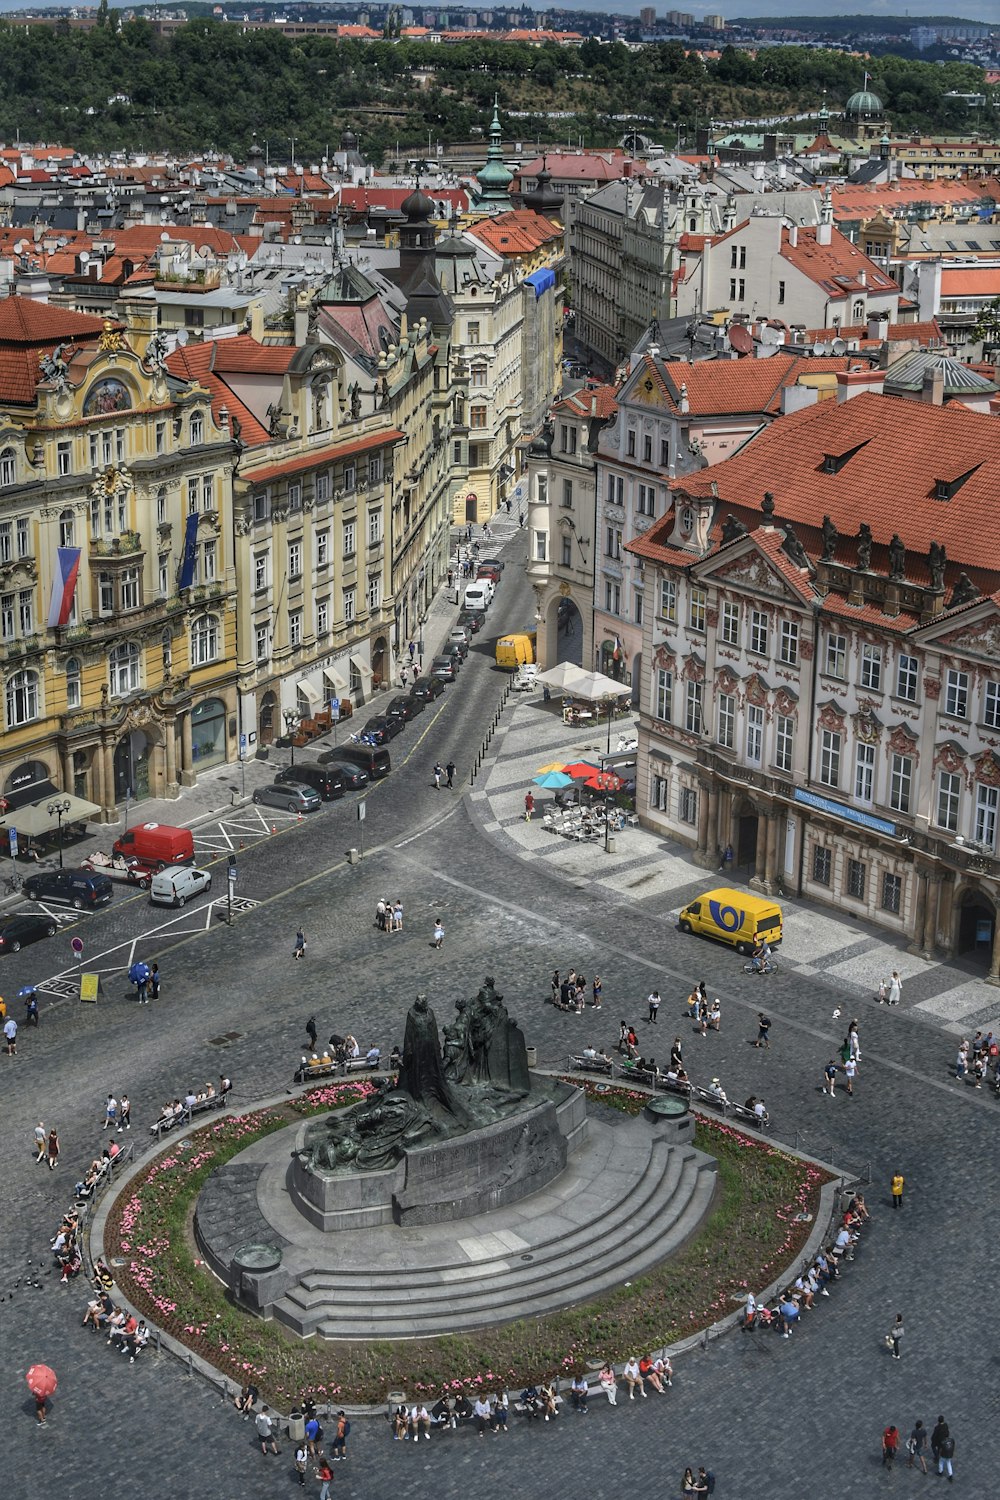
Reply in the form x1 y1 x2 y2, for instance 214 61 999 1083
294 1443 308 1486
117 1094 131 1132
392 900 403 933
103 1095 117 1131
524 790 535 821
618 1020 629 1054
293 929 306 961
46 1126 59 1171
317 1455 333 1500
23 988 39 1027
4 1014 17 1055
887 1312 904 1360
305 1016 318 1050
445 760 456 789
888 970 902 1006
823 1059 838 1097
148 964 161 1000
432 918 444 950
592 975 602 1010
432 762 443 790
882 1426 899 1467
754 1012 771 1049
907 1420 928 1473
891 1170 905 1210
33 1120 46 1163
938 1429 955 1481
843 1055 857 1097
647 990 661 1024
330 1410 350 1461
255 1406 280 1456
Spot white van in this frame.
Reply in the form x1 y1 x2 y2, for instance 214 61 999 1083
150 864 213 907
463 581 490 612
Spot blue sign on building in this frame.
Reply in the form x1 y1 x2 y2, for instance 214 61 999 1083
793 787 897 838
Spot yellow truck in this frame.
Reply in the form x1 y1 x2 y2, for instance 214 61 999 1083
495 631 536 670
677 887 783 955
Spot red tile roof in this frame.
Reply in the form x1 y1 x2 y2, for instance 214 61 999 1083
940 267 1000 299
553 383 618 420
0 299 112 405
339 185 470 215
798 320 944 346
779 224 898 298
246 429 405 485
209 336 297 376
164 342 272 446
465 209 563 256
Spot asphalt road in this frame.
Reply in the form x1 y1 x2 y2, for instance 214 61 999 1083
2 537 994 1500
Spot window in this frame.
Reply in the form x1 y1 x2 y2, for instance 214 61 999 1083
854 743 875 803
202 475 214 512
660 578 677 621
254 552 268 593
343 463 356 492
937 771 961 832
779 619 799 666
156 488 167 526
289 610 303 648
470 362 487 387
606 474 624 505
191 613 219 666
606 526 622 559
288 541 302 579
637 483 655 515
746 703 764 763
467 321 480 345
975 783 998 849
186 477 198 515
562 479 573 508
881 872 902 914
945 669 968 719
860 644 882 692
852 299 864 322
469 406 488 429
775 714 794 773
98 573 114 615
825 634 846 678
0 448 15 485
778 280 785 305
15 518 29 560
846 858 867 901
717 691 735 749
720 601 740 645
983 682 1000 730
316 472 330 504
17 589 33 635
316 530 329 568
109 642 140 697
102 431 113 466
343 521 356 557
116 429 126 462
688 586 707 633
536 475 548 505
685 680 703 735
65 657 81 710
605 580 621 614
0 523 9 562
819 729 841 787
202 540 216 582
6 668 39 726
896 653 918 701
642 434 652 464
253 491 270 524
343 588 356 624
889 753 912 814
728 277 745 300
59 509 75 548
316 598 329 637
367 575 381 612
190 413 204 446
679 787 698 825
255 624 269 662
453 441 462 465
535 531 547 562
57 441 72 476
0 594 11 639
655 669 673 722
368 455 381 486
660 438 669 468
812 845 832 886
120 568 140 612
749 610 769 657
156 421 165 455
367 510 382 546
561 535 572 568
158 556 169 598
650 773 669 812
634 591 643 626
560 424 578 455
626 430 636 457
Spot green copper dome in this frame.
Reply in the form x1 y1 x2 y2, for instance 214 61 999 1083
846 89 884 118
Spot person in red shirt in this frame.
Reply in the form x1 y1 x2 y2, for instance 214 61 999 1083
882 1425 899 1467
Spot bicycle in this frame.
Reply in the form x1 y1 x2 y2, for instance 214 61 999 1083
742 958 779 976
4 872 22 894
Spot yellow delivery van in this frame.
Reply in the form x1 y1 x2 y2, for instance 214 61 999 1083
495 632 536 670
677 887 783 954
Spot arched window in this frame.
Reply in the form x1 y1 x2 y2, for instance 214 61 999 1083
59 508 75 547
190 613 219 667
65 656 81 710
853 299 865 323
190 412 204 446
6 669 39 726
0 447 15 486
109 641 140 698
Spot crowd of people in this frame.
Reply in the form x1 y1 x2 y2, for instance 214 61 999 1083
743 1190 871 1340
151 1076 231 1133
953 1028 1000 1090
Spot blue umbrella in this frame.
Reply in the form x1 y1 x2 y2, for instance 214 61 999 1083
533 771 575 789
128 962 150 986
17 985 37 999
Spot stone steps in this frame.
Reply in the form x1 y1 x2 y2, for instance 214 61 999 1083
270 1137 717 1340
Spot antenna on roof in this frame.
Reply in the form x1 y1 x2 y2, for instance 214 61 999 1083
831 338 847 355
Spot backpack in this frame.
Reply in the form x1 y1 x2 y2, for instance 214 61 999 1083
705 1475 716 1495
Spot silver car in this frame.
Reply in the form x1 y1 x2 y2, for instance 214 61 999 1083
252 781 321 813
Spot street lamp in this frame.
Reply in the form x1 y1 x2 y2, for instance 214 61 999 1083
47 797 71 868
283 709 301 766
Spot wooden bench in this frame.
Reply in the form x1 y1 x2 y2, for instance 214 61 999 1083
728 1101 770 1130
692 1085 727 1112
653 1074 692 1098
567 1054 613 1077
343 1055 381 1075
294 1058 340 1084
149 1087 231 1136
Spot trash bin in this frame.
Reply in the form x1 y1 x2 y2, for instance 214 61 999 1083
605 836 616 854
255 745 269 762
347 848 360 865
288 1407 305 1442
525 1046 537 1068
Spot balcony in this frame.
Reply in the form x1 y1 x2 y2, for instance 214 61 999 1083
90 530 142 558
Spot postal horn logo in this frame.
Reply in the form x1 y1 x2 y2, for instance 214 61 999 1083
709 900 744 932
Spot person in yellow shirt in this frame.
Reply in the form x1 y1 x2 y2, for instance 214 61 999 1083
891 1170 905 1210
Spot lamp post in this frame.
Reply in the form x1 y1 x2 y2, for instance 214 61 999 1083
47 797 71 869
283 709 301 767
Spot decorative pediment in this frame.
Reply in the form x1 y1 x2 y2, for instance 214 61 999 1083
972 748 1000 787
682 651 705 683
716 666 739 695
817 699 846 733
745 672 770 707
653 644 676 671
702 542 807 603
933 740 966 776
916 602 1000 660
774 687 798 717
886 722 919 758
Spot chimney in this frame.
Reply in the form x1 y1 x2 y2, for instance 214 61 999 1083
816 220 832 246
780 384 818 415
867 310 889 340
858 270 867 287
679 382 689 414
922 366 945 406
788 224 798 249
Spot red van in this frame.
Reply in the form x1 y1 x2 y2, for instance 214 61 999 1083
112 821 195 870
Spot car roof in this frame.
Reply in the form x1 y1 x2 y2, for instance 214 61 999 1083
155 864 194 877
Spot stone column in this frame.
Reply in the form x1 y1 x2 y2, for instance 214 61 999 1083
61 747 74 795
100 738 115 821
750 807 768 888
908 867 928 958
164 716 178 794
696 783 710 857
764 811 781 892
705 785 720 863
180 713 195 788
988 908 1000 987
921 874 941 957
936 874 956 958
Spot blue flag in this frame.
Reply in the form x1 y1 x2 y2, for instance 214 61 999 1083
178 511 199 591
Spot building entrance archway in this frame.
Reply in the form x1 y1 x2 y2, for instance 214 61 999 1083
114 730 151 801
955 886 996 969
553 597 583 667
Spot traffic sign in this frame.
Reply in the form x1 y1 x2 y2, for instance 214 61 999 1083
71 936 84 957
330 697 341 723
8 827 17 857
239 732 247 759
228 852 237 883
357 800 366 822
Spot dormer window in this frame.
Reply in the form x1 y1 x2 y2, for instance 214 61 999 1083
820 440 870 475
934 466 980 501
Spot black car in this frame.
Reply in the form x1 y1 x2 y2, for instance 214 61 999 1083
275 762 344 800
0 912 57 952
24 867 114 909
361 715 403 745
459 610 486 634
481 557 505 573
410 675 445 702
315 756 369 789
387 695 424 724
442 640 467 666
430 655 457 683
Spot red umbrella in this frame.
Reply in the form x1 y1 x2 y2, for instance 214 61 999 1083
26 1365 57 1399
584 771 624 793
562 761 603 780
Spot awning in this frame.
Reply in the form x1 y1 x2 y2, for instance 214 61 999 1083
0 790 101 839
350 653 373 689
323 665 349 695
296 678 320 706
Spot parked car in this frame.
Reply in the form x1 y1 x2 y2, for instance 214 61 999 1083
0 912 57 952
338 744 391 780
362 714 403 745
477 563 501 585
459 609 486 634
315 757 369 789
24 867 114 910
440 641 464 669
112 821 195 869
150 865 213 908
81 852 154 889
480 557 505 573
252 782 321 814
275 763 344 801
387 695 424 724
449 626 471 649
410 675 445 702
429 655 457 683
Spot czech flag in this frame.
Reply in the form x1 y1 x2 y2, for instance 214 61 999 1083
47 546 81 628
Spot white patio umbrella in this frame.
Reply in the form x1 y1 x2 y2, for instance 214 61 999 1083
533 661 589 694
561 668 630 701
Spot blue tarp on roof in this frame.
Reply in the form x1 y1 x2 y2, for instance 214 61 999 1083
524 267 556 298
